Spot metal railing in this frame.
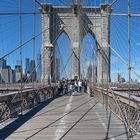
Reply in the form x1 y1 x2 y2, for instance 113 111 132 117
0 85 57 123
89 85 140 136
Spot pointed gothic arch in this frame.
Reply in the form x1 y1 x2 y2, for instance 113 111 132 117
41 3 111 83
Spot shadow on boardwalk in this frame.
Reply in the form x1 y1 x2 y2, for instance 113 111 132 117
104 110 129 140
0 95 61 140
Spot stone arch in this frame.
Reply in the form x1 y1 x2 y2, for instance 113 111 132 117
81 29 98 55
81 29 97 45
54 30 72 80
81 27 110 83
41 3 111 83
55 28 72 44
81 30 98 82
89 30 110 83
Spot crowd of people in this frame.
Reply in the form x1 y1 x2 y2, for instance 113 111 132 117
56 79 87 96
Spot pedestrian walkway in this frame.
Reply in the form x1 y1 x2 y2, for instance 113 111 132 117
0 93 131 140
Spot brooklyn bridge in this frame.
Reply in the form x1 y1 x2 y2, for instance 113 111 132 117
0 0 140 139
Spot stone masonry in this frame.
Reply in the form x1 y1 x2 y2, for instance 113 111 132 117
40 3 111 83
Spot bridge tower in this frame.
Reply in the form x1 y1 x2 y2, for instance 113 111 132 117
40 3 111 83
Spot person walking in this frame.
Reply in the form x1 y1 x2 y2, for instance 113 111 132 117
60 82 64 95
74 80 78 93
64 81 68 95
69 82 73 95
84 80 87 93
78 80 82 92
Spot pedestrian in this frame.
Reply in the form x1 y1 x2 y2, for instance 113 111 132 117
57 81 61 95
78 80 82 92
84 80 87 93
64 81 68 95
74 80 78 93
69 82 73 95
60 82 64 95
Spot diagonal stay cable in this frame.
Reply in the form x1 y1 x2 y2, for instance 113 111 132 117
80 12 101 69
0 22 61 98
49 2 95 76
21 24 65 87
56 41 74 79
80 10 139 83
80 14 108 54
79 4 138 108
0 20 62 119
80 22 98 78
34 0 42 8
60 51 73 78
106 0 118 10
81 20 98 59
0 20 60 61
13 22 62 94
21 22 73 87
53 22 85 79
81 10 140 81
80 14 109 64
59 0 70 6
56 42 68 79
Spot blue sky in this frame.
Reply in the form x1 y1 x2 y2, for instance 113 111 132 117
110 0 140 82
0 0 140 81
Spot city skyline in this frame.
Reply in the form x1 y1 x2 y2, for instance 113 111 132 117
0 0 140 82
0 57 37 83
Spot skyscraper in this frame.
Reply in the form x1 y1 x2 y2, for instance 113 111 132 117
0 59 15 83
30 60 36 81
15 64 21 82
0 58 6 69
25 58 30 74
0 69 9 83
37 53 42 80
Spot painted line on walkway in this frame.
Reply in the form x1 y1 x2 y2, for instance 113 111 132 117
54 95 73 140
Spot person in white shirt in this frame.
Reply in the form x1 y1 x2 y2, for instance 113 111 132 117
74 80 78 93
69 83 73 95
78 80 82 92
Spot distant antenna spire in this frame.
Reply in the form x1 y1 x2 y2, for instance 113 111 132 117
16 60 20 65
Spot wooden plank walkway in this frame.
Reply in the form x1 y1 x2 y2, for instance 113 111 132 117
0 93 134 140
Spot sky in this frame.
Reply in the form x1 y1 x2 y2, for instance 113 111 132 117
110 0 140 82
0 0 140 82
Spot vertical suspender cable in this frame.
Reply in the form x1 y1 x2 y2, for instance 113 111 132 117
33 0 36 106
128 0 131 136
78 2 80 80
106 0 109 116
52 0 55 82
100 0 105 106
19 0 23 115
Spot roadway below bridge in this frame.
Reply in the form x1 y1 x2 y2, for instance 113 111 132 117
0 93 137 140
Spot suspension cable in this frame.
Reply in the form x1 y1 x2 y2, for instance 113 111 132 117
19 0 23 114
0 21 60 60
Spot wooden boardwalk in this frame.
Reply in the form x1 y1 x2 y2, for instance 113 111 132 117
0 93 133 140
